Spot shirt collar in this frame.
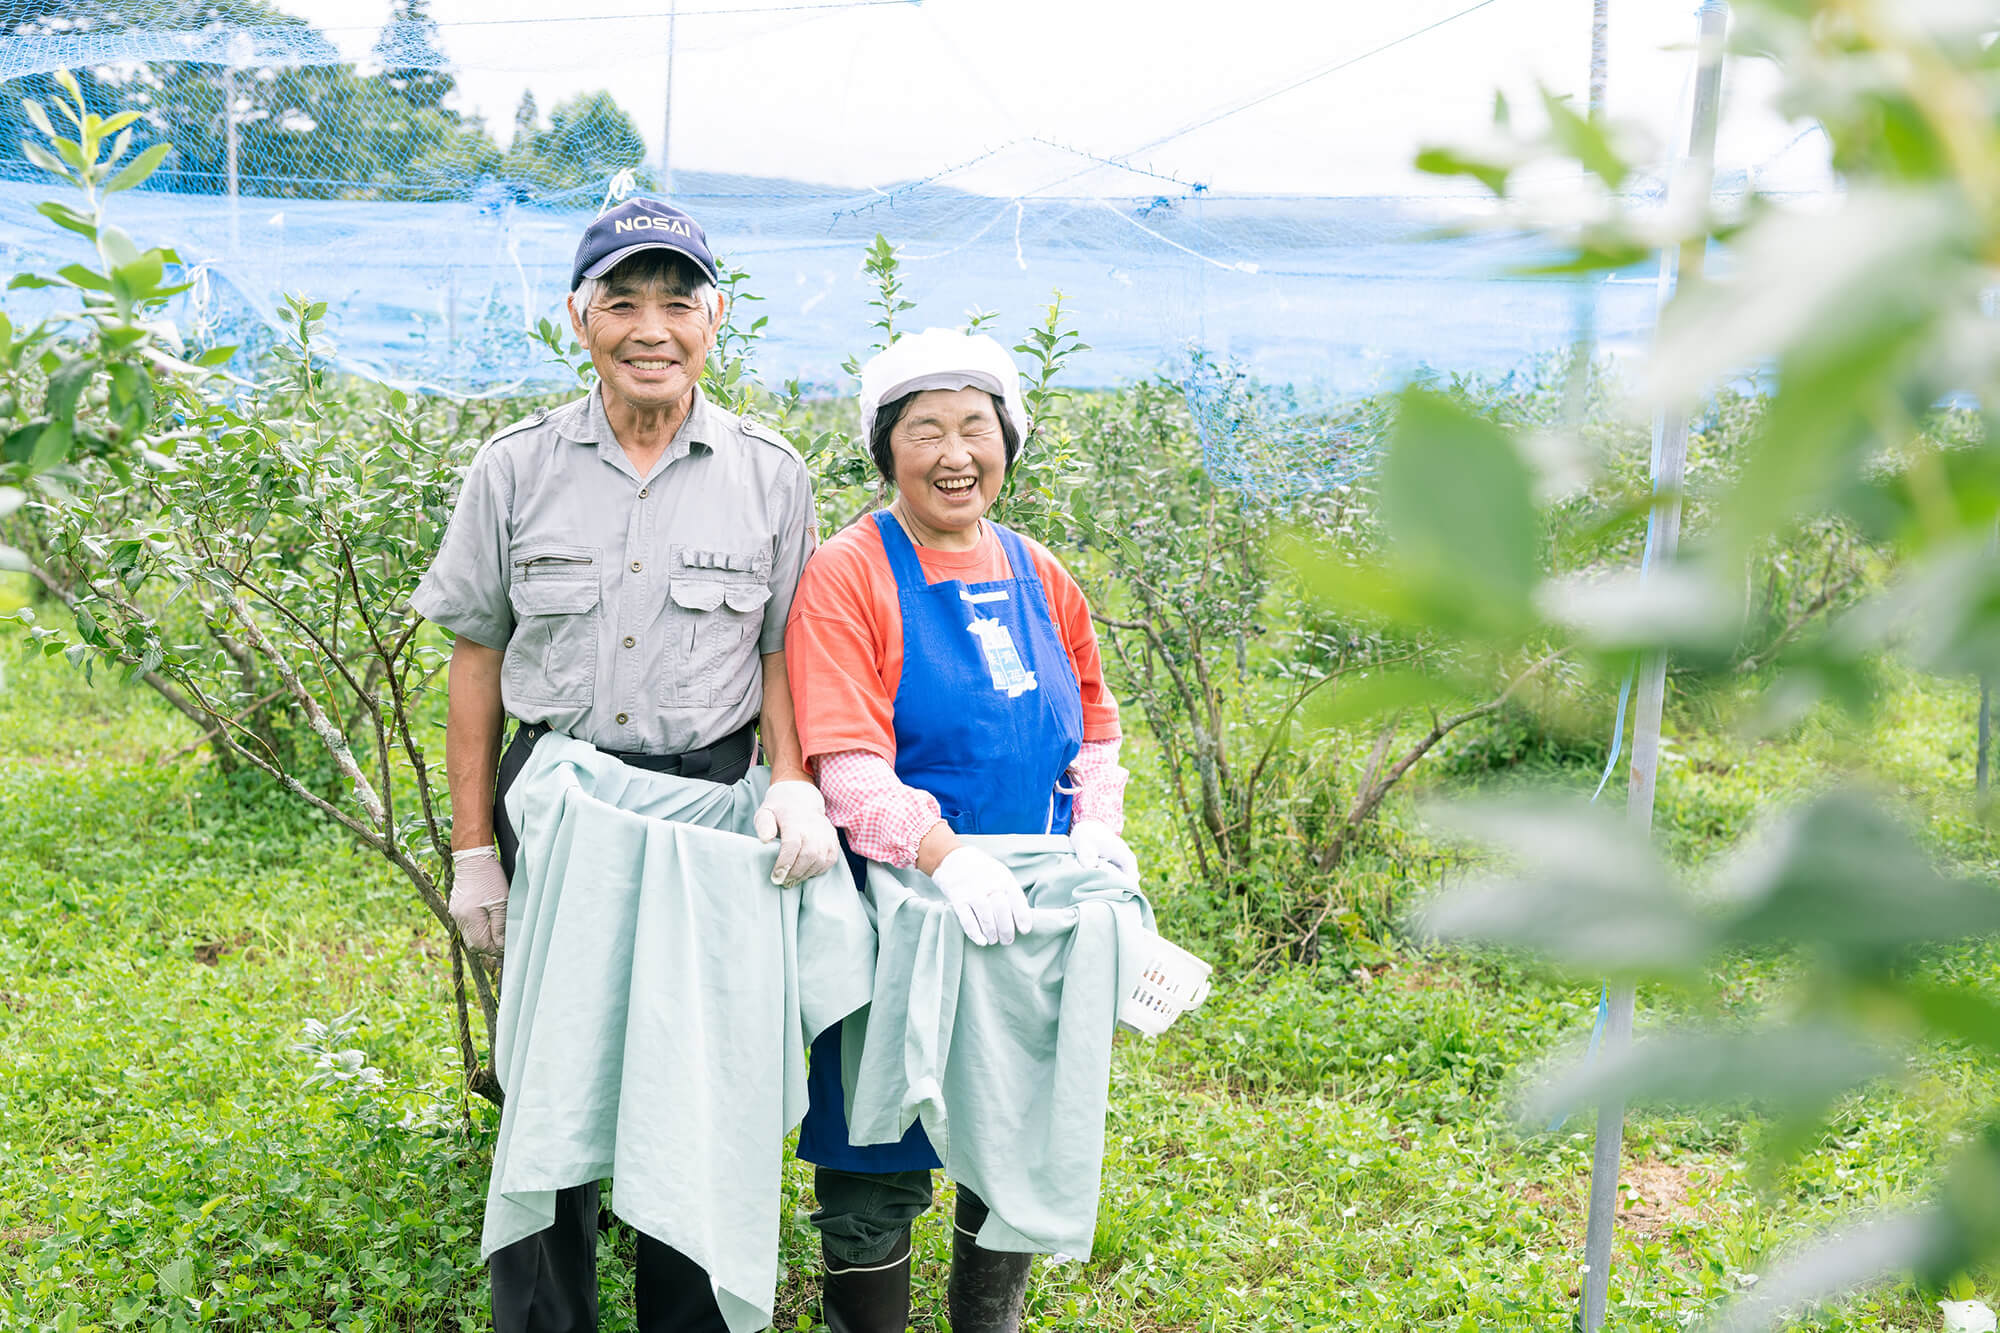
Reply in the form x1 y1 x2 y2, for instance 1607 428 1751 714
563 383 722 476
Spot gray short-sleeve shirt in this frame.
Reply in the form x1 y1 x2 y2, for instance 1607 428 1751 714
412 385 816 755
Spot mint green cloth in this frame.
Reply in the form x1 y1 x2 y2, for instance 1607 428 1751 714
487 735 875 1333
843 836 1153 1259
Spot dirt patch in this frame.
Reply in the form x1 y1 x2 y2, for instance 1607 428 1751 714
0 1223 53 1256
1515 1160 1712 1239
1520 1181 1573 1219
192 929 254 965
1393 961 1465 993
0 991 24 1012
1616 1159 1705 1237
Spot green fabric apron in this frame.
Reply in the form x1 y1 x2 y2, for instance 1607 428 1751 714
841 835 1154 1259
486 734 875 1333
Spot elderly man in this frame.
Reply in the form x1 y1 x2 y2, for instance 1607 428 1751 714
412 198 839 1333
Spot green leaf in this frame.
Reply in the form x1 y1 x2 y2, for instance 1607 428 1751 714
1701 1214 1942 1333
1419 797 1704 977
56 263 111 293
1 421 42 464
97 222 141 271
1303 665 1464 729
28 418 71 471
1711 790 2000 970
1538 86 1627 189
158 1255 193 1300
21 140 71 180
46 357 92 421
113 251 165 297
1907 983 2000 1056
1521 1024 1893 1125
33 199 96 237
1538 561 1742 660
20 97 54 139
52 134 88 172
1414 145 1511 196
104 141 171 195
1378 387 1541 636
0 542 27 573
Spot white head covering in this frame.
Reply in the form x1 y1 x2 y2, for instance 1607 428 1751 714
857 328 1031 449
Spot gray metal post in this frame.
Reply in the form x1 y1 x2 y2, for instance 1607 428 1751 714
1577 4 1728 1329
224 64 240 252
660 0 678 196
1590 0 1609 119
1979 679 1990 797
1563 0 1613 430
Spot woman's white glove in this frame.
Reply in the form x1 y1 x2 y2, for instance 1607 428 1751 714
754 780 841 884
930 846 1034 946
1069 820 1140 883
449 847 509 957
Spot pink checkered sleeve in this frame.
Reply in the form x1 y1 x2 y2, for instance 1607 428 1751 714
1067 737 1128 833
815 749 942 869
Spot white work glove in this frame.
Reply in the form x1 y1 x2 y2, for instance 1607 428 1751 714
1069 819 1140 884
449 847 509 957
930 845 1034 946
754 780 841 885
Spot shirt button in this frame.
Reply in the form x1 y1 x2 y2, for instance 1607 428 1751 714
638 487 650 498
616 712 629 725
623 636 636 648
630 560 642 572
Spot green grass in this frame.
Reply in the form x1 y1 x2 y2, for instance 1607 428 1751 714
5 603 2000 1330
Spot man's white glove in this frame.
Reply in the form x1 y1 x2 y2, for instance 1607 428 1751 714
1069 820 1140 884
449 847 509 957
754 780 841 885
930 845 1034 946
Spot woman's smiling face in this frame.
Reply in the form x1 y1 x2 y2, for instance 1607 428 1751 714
888 386 1009 550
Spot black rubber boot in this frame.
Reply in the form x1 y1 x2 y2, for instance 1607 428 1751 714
947 1195 1032 1333
821 1234 912 1333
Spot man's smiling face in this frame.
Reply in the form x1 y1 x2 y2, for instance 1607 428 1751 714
569 260 722 415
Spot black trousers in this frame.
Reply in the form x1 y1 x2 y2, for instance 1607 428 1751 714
811 1166 995 1266
488 720 756 1333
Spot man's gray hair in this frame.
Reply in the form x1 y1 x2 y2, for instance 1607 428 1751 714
572 248 720 328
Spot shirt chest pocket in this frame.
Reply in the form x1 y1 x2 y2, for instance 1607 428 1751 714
505 549 601 706
662 544 772 707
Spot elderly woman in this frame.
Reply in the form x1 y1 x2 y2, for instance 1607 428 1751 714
783 329 1137 1333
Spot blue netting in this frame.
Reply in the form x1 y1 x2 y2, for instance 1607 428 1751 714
0 1 1830 491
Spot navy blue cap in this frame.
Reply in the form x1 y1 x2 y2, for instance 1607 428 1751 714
570 198 718 291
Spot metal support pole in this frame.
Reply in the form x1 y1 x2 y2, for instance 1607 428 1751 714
1563 0 1613 430
660 0 678 196
1577 4 1727 1330
1589 0 1609 118
224 64 240 252
1979 679 1991 798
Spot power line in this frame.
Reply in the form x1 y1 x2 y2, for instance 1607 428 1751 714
1114 0 1508 164
330 0 919 31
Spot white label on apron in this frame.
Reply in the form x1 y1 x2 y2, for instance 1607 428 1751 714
966 617 1038 698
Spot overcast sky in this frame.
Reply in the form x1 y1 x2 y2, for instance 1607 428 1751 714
276 0 1825 197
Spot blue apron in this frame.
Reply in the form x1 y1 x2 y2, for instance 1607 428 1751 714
796 512 1087 1172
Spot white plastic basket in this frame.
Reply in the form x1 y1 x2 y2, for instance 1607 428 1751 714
1117 931 1214 1037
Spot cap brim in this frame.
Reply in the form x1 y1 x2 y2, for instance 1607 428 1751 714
580 240 718 285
